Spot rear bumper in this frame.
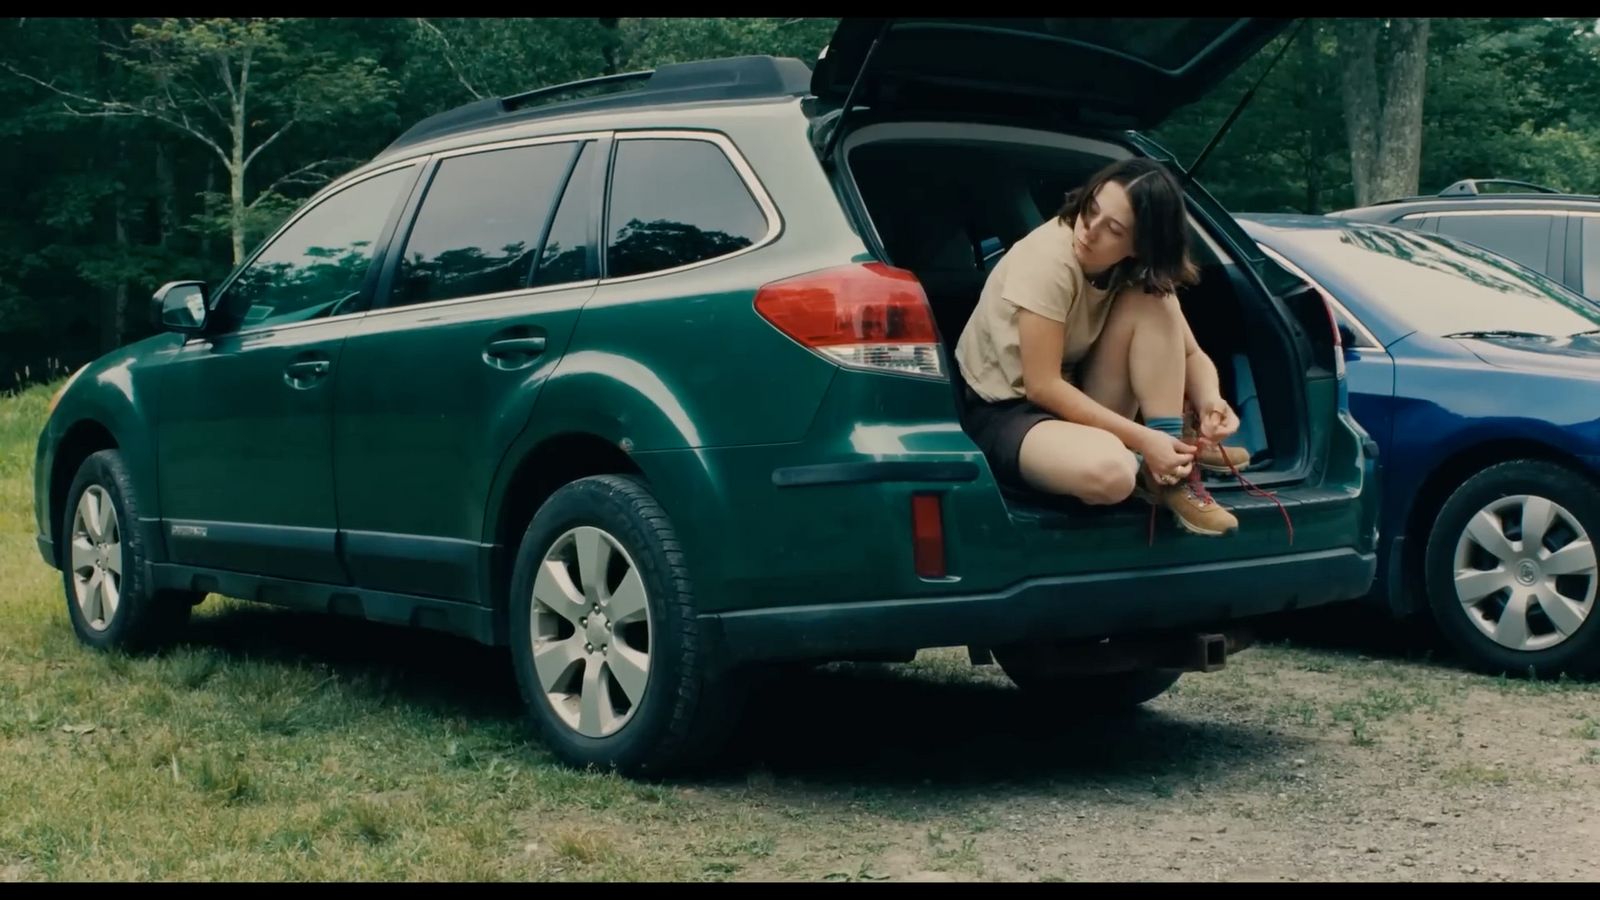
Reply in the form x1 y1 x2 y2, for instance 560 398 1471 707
706 546 1375 667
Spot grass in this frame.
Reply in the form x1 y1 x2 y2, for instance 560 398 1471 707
1439 764 1512 788
0 382 706 880
5 382 1600 881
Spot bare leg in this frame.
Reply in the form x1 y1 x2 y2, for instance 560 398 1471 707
1011 289 1194 508
1076 288 1187 425
1073 288 1241 536
1017 420 1137 505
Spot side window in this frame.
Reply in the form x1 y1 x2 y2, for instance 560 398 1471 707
1433 213 1555 275
531 142 596 288
605 138 769 279
1583 218 1600 299
390 142 577 308
223 166 414 329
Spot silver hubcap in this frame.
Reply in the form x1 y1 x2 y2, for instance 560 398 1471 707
70 486 122 632
529 526 651 738
1453 494 1596 652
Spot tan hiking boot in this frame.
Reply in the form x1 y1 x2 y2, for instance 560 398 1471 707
1183 420 1251 473
1137 466 1239 537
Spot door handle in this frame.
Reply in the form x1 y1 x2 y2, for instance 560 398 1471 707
485 336 547 356
283 358 331 388
482 334 547 371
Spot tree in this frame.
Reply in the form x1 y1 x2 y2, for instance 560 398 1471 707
1151 20 1350 214
1334 18 1431 205
6 18 398 265
402 18 616 106
615 18 835 70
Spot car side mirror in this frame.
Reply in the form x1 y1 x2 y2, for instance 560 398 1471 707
1337 323 1358 349
151 281 209 334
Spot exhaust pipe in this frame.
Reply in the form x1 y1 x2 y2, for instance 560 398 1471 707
1190 633 1229 673
984 629 1255 678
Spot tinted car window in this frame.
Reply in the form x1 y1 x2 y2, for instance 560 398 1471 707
605 139 768 279
224 167 414 328
391 142 577 307
531 141 596 288
1272 225 1600 339
1432 213 1555 274
1584 217 1600 299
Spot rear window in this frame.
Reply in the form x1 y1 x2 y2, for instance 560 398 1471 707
1583 217 1600 299
1432 213 1557 276
604 138 769 279
532 142 597 288
392 142 577 307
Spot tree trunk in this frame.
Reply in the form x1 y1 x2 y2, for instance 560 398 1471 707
230 129 245 265
95 17 123 352
229 46 248 265
1336 18 1431 206
1372 18 1430 203
200 161 215 261
1335 19 1380 206
155 140 177 249
1299 22 1323 213
108 187 128 351
598 18 620 75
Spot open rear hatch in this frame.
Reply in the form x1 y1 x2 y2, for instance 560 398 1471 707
812 17 1290 130
811 17 1357 538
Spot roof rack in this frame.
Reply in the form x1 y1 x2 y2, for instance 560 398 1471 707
381 55 814 156
1438 178 1561 196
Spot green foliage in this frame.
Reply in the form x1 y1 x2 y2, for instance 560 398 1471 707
2 16 1598 388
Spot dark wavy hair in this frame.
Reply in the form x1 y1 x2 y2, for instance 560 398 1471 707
1056 158 1199 296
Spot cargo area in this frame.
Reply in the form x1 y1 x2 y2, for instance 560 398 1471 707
834 121 1314 512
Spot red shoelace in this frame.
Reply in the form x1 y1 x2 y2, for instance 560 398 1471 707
1145 447 1295 546
1220 451 1295 545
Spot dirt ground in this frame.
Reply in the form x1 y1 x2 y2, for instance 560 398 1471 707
514 605 1600 882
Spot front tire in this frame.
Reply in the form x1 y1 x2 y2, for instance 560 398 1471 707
60 450 194 653
508 475 738 776
1423 460 1600 678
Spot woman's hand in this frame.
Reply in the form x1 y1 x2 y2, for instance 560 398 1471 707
1193 395 1240 447
1139 428 1196 485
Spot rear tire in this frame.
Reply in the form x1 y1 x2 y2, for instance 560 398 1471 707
508 475 741 776
60 450 194 653
1423 460 1600 678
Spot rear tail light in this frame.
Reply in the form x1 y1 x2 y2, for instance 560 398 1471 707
1322 291 1346 381
754 263 944 378
911 493 946 579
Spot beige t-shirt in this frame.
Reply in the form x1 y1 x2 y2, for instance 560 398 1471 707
955 217 1116 402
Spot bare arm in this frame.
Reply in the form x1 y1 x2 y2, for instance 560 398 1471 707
1179 315 1240 443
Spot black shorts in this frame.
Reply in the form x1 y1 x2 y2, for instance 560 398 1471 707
958 384 1060 488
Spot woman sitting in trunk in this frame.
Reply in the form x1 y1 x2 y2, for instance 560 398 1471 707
954 157 1249 536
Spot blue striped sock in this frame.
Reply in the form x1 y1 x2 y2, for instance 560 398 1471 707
1147 416 1185 440
1136 417 1186 477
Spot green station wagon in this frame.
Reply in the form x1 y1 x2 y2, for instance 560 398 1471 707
33 18 1380 774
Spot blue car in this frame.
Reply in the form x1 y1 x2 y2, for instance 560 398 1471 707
1239 214 1600 677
